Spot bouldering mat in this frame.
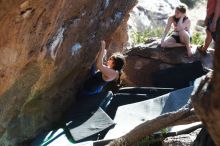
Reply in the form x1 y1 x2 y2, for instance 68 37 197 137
104 86 194 139
67 108 114 142
153 61 206 89
32 108 114 145
31 128 71 146
41 87 173 144
118 87 174 94
105 87 173 119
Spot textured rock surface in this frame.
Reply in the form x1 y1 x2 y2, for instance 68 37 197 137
121 39 213 87
106 17 129 54
0 0 137 145
128 0 181 31
162 129 201 146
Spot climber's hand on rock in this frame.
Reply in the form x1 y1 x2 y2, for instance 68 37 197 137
103 48 107 56
101 40 106 50
100 40 107 59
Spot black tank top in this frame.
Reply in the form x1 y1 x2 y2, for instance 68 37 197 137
173 16 190 32
83 71 107 94
173 16 188 26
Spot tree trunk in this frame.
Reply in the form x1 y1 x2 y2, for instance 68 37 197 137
191 21 220 146
107 103 199 146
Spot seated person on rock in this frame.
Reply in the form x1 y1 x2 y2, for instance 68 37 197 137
161 4 193 57
82 40 125 96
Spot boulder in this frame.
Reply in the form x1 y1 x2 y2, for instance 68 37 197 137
121 39 214 87
162 129 201 146
0 0 137 145
128 0 181 32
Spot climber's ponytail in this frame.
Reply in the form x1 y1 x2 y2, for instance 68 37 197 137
110 52 126 87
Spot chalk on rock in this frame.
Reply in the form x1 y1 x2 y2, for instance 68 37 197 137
71 43 82 56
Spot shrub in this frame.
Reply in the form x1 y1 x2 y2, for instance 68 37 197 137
134 128 169 146
130 27 164 45
191 31 205 46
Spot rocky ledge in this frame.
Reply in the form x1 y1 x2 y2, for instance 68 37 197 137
121 39 213 87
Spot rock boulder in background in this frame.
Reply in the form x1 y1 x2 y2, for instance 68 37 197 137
121 40 213 87
128 0 181 31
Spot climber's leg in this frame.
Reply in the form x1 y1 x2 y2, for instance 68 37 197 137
179 30 192 57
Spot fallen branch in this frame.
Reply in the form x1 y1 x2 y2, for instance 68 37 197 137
107 103 199 146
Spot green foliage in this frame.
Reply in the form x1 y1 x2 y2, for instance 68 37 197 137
131 27 205 46
130 27 164 45
191 32 205 46
161 128 169 137
134 128 169 146
134 135 162 146
134 136 153 146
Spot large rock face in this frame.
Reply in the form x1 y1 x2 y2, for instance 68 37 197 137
0 0 137 145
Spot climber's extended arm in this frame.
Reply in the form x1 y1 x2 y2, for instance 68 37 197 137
96 41 118 81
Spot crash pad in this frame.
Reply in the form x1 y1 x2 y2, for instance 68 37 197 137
67 108 114 142
104 86 194 139
118 87 174 94
31 128 71 146
105 87 173 119
32 108 114 145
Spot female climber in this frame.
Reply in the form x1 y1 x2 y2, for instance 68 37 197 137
161 4 193 57
82 40 125 95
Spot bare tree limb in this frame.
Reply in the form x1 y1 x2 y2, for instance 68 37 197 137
106 103 199 146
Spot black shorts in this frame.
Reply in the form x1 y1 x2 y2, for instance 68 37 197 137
171 35 181 43
171 35 192 43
